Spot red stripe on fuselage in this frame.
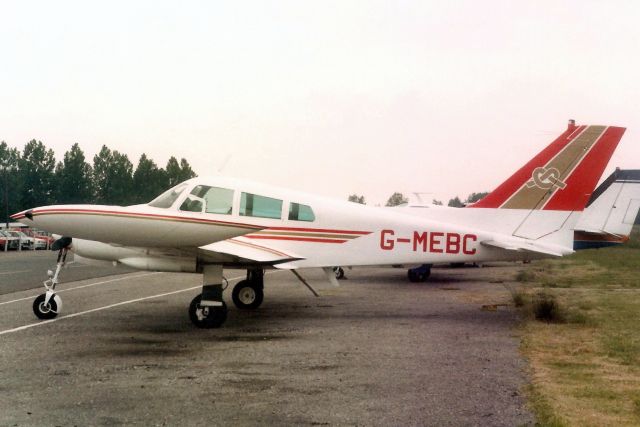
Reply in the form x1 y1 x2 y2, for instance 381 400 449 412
27 208 372 237
266 226 371 235
31 208 263 230
245 235 348 243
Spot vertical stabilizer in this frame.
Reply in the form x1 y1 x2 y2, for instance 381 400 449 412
472 121 626 212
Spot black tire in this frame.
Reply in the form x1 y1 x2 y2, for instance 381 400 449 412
33 293 61 320
333 267 345 280
408 266 431 283
189 295 228 328
408 270 423 283
232 280 264 309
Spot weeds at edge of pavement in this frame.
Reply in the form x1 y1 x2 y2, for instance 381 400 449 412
514 227 640 426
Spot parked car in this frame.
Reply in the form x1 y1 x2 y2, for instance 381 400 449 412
21 228 50 249
0 230 20 250
6 231 33 250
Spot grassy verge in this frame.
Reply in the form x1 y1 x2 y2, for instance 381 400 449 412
514 227 640 426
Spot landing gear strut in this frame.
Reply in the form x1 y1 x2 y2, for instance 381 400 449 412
408 264 432 283
232 269 264 310
189 264 228 328
33 239 71 320
332 267 345 280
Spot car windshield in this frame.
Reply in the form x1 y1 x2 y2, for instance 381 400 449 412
148 183 188 208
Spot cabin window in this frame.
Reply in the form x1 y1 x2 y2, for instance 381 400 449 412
288 202 315 221
148 183 188 208
180 185 234 214
240 192 282 219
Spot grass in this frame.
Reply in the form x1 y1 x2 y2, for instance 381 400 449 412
516 226 640 426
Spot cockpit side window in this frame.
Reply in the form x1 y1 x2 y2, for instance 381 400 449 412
180 185 234 214
148 183 188 208
240 192 282 219
288 202 315 221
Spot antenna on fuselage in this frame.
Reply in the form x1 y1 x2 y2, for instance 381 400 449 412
217 154 232 174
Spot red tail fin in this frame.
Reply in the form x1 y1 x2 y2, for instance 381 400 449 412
471 122 626 211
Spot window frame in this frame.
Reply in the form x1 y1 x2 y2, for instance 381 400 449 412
239 192 283 220
288 202 316 222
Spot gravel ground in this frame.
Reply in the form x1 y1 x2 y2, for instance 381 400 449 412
0 264 533 426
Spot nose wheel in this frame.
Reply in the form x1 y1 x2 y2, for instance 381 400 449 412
33 293 62 320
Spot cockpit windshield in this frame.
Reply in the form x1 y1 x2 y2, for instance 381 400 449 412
148 183 188 208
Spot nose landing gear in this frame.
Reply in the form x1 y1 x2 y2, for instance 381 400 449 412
33 239 72 320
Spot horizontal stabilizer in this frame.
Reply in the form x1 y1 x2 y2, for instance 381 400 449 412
481 238 570 257
199 237 305 264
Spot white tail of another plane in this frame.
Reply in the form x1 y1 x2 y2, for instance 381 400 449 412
574 169 640 249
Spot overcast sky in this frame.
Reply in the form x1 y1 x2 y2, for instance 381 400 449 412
1 1 639 205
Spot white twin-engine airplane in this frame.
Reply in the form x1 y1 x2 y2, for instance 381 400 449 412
12 122 627 328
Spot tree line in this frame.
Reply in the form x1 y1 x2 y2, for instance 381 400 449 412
0 140 197 218
348 191 489 207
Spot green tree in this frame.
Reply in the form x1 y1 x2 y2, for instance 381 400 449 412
179 158 196 181
55 143 94 204
93 145 134 205
348 194 366 204
132 154 168 203
166 156 197 187
0 142 21 221
19 140 56 210
448 196 464 207
466 192 488 204
93 146 113 204
385 192 408 207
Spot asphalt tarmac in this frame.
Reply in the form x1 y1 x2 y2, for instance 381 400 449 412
0 256 534 426
0 250 135 295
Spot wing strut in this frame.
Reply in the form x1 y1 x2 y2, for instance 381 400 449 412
290 270 320 297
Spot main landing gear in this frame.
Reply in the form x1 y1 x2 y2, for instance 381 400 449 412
407 264 432 283
232 269 264 310
189 266 265 328
33 237 72 320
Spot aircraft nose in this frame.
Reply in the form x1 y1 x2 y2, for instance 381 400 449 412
10 209 34 223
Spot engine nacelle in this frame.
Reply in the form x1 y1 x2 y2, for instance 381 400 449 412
72 238 196 273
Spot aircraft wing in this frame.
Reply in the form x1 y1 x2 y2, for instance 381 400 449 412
198 237 305 266
481 238 569 257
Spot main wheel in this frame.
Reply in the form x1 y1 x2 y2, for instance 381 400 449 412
408 265 431 283
189 295 228 328
33 293 62 320
333 267 345 280
232 280 264 309
408 270 425 282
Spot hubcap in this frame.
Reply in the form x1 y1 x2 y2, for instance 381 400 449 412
38 302 52 314
238 287 256 305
